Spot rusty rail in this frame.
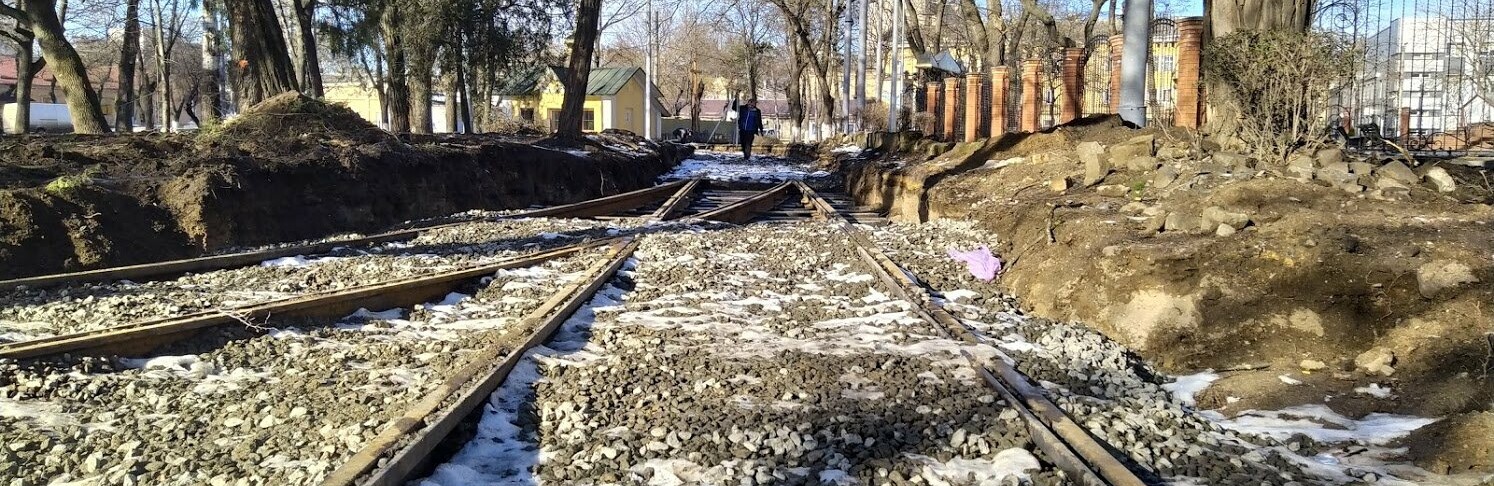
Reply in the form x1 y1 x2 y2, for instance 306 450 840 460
795 181 1147 486
690 182 796 224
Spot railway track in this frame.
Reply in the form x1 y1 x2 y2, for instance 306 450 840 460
0 177 1163 485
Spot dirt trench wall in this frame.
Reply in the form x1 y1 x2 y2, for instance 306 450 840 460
846 133 1494 421
0 138 686 280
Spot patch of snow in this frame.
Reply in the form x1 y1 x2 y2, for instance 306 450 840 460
818 469 855 485
345 307 405 321
1354 383 1394 398
661 152 829 182
1199 404 1438 446
119 354 200 372
904 448 1041 482
1161 371 1219 407
259 255 341 268
829 144 862 154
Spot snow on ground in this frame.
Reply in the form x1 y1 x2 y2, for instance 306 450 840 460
1160 371 1219 407
1201 405 1437 446
662 151 830 182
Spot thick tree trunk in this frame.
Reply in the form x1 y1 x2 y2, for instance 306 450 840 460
443 71 458 133
293 0 321 97
1205 0 1313 39
9 30 34 134
407 43 435 134
199 0 223 122
786 36 806 137
557 0 601 139
115 0 140 131
380 2 410 133
22 0 108 133
225 0 298 107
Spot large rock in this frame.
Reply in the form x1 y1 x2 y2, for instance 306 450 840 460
1152 166 1181 189
1354 347 1397 376
1202 206 1252 230
1416 260 1480 298
1078 142 1110 187
1315 147 1345 166
1286 154 1317 181
1211 152 1252 173
1316 162 1362 192
1424 167 1458 193
1376 160 1421 185
1108 134 1156 163
1127 156 1161 172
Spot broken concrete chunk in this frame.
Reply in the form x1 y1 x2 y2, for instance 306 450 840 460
1153 166 1180 189
1286 155 1317 181
1120 202 1149 214
1163 212 1200 233
1316 162 1363 192
1049 177 1069 193
1211 152 1251 171
1375 160 1420 185
1156 145 1190 160
1299 359 1328 372
1215 223 1237 237
1315 147 1345 166
1354 347 1397 376
1127 156 1161 172
1202 206 1251 230
1348 161 1376 175
1108 135 1156 162
1095 184 1129 198
1423 167 1457 193
1416 260 1480 298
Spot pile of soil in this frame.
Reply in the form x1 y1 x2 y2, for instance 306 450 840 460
841 115 1494 474
0 95 690 280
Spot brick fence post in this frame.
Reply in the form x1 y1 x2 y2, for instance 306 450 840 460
1061 47 1085 124
1399 107 1412 142
1175 17 1205 128
964 73 984 142
943 77 961 141
925 81 942 135
990 67 1010 137
1021 59 1042 133
1109 35 1124 114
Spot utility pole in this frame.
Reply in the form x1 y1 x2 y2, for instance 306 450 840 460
644 0 654 139
1119 0 1151 127
887 0 903 131
857 0 868 131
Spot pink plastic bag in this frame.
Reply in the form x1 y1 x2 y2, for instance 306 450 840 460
946 245 1002 282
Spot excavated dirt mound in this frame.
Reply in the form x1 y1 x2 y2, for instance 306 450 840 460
0 96 689 280
842 116 1494 473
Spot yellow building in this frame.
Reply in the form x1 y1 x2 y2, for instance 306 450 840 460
497 66 667 134
322 82 387 127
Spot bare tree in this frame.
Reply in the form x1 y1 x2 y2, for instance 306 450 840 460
1 0 111 133
115 0 141 131
150 0 189 130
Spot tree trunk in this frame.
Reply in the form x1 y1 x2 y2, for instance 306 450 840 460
407 42 435 134
443 70 458 132
380 2 410 133
151 0 173 131
557 0 601 140
225 0 298 107
293 0 321 97
456 61 472 133
901 0 926 55
199 0 223 122
21 0 107 133
114 0 141 131
1205 0 1313 39
786 35 806 138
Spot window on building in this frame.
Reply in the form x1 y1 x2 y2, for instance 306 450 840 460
584 109 596 132
1156 55 1176 72
520 108 535 121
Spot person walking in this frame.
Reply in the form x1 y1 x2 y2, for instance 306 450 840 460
735 98 764 160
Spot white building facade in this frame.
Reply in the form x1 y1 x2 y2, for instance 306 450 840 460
1351 17 1494 138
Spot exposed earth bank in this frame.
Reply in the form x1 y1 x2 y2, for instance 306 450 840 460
0 93 688 280
840 117 1494 475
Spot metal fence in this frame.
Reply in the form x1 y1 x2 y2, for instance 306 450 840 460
1318 0 1494 154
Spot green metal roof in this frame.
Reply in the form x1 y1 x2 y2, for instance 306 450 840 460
496 66 643 97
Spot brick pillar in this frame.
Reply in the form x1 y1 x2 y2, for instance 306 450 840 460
1109 34 1124 114
1342 113 1354 136
1021 59 1042 133
925 81 942 135
1061 48 1085 124
1175 17 1204 129
990 67 1010 137
1399 107 1412 141
964 73 984 142
943 77 960 141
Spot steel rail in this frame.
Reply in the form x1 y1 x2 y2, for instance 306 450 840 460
795 181 1148 486
0 180 692 291
689 181 797 224
649 178 702 220
328 182 798 485
0 240 611 360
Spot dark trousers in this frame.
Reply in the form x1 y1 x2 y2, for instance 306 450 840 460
739 131 755 159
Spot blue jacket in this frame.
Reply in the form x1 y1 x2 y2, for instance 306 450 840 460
736 105 763 133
